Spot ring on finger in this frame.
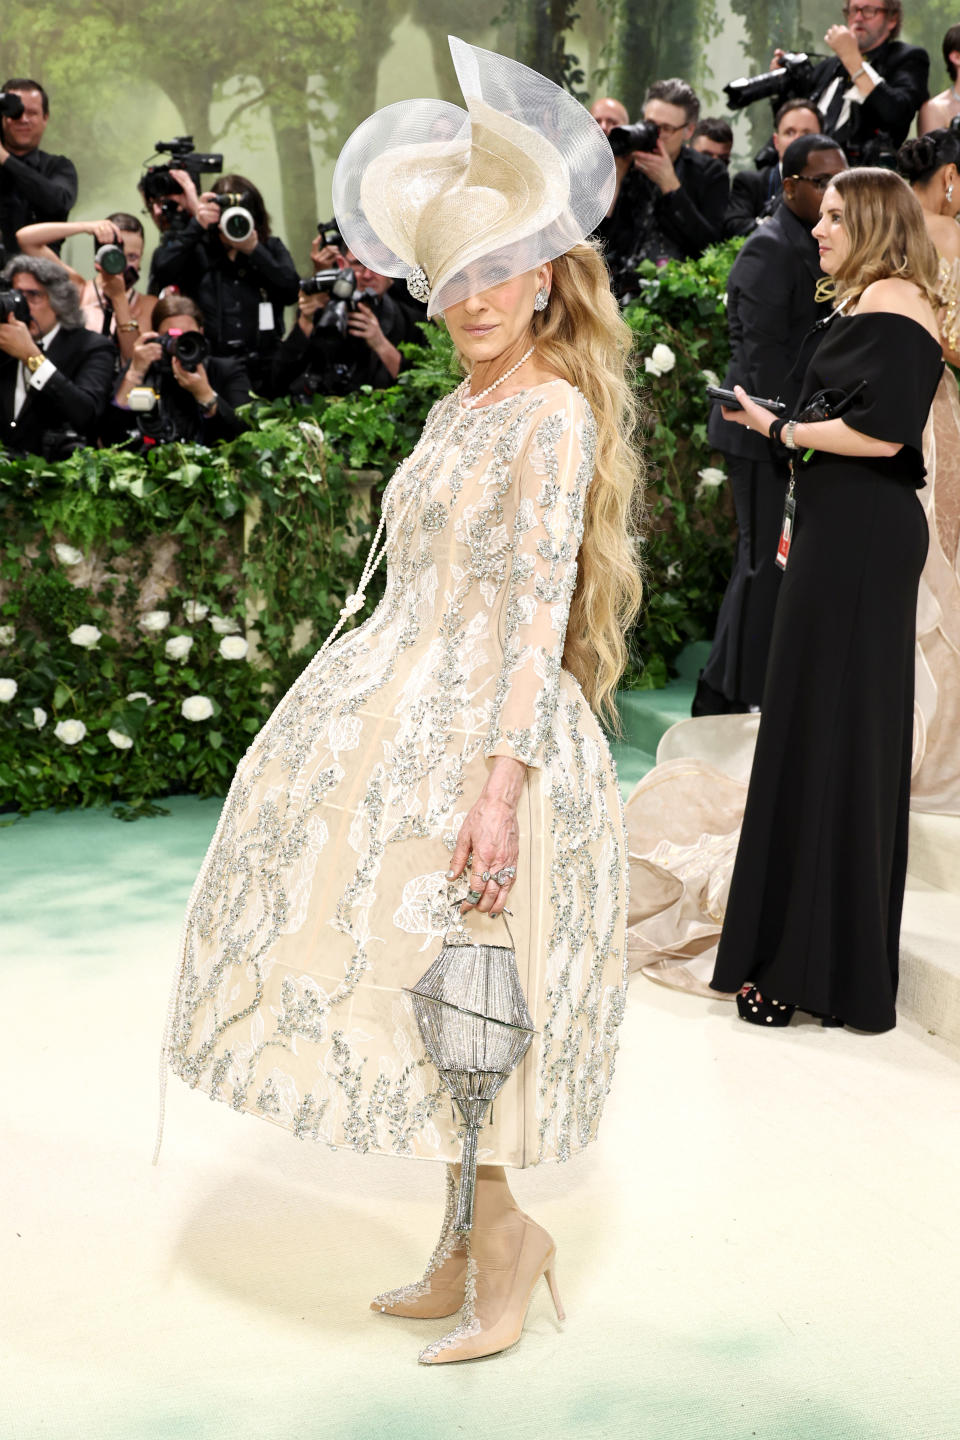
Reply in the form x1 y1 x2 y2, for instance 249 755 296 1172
494 866 517 885
466 889 483 904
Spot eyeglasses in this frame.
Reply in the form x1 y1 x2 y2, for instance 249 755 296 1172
789 173 837 190
841 4 889 19
649 119 687 136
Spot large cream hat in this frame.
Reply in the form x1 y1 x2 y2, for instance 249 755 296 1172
332 36 616 317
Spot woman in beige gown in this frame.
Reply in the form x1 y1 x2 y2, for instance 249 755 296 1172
159 38 643 1365
630 140 960 995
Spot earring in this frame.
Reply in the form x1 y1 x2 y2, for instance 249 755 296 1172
533 287 549 312
948 182 955 204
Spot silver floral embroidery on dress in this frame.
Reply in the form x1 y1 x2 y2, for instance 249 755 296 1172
164 380 629 1169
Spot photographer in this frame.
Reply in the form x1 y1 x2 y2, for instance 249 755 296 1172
724 99 822 237
694 134 847 716
594 78 729 286
149 172 299 395
691 117 734 167
0 255 114 457
113 294 250 448
15 212 156 365
272 248 420 400
0 80 77 259
770 2 928 162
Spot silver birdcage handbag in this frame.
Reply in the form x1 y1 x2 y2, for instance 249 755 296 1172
405 909 535 1232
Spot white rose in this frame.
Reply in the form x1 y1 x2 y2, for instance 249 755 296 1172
650 343 675 374
183 601 209 623
165 634 194 661
54 543 84 566
140 609 170 632
696 466 727 498
644 355 665 377
54 718 87 745
69 624 102 649
218 635 248 661
701 369 720 388
107 728 134 750
0 678 17 702
125 691 154 706
209 615 241 635
0 625 14 646
32 706 47 728
181 695 214 722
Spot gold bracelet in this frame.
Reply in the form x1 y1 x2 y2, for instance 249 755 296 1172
117 320 139 333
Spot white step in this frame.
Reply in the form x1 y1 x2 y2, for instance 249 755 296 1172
909 811 960 893
900 880 960 1049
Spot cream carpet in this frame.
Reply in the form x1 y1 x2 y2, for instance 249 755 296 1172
3 798 959 1440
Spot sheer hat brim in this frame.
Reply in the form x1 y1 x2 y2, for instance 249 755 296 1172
332 36 615 316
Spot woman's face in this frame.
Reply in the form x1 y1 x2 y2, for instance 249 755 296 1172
812 184 849 275
443 264 550 365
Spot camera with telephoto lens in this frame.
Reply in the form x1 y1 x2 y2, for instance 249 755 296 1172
94 236 126 276
0 288 32 325
608 120 662 157
724 52 816 111
0 91 24 119
140 136 223 226
299 266 359 329
214 192 255 244
159 328 210 373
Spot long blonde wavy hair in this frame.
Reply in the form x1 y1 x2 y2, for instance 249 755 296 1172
451 241 645 727
820 167 941 312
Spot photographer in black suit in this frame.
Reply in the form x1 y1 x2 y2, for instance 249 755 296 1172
771 1 927 163
595 78 729 287
694 135 847 716
0 255 113 457
0 79 77 258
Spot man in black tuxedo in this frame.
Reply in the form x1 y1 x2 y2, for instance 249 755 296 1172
0 79 77 257
0 255 114 457
694 135 847 716
594 77 729 291
772 1 928 164
725 99 822 237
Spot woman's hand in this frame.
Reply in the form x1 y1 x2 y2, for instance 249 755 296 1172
721 384 775 437
447 757 526 916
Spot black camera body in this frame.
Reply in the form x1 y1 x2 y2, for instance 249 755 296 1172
0 91 24 120
725 52 816 111
140 137 224 226
608 120 661 157
317 218 344 251
159 329 210 374
214 192 255 244
0 288 32 325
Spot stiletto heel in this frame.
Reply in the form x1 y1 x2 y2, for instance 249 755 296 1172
543 1255 565 1321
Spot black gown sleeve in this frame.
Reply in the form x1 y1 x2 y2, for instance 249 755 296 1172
826 315 942 454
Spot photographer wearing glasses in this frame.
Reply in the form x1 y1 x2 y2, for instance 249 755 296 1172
593 78 729 293
771 2 928 164
0 255 114 458
0 79 77 260
695 135 847 717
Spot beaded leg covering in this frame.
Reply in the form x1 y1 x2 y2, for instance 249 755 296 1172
371 1168 468 1318
417 1242 480 1364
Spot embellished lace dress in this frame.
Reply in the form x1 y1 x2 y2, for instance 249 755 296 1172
163 378 628 1168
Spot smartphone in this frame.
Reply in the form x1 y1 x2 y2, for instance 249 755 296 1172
705 384 786 415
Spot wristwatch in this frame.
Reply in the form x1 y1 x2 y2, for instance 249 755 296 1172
25 353 45 374
198 393 218 417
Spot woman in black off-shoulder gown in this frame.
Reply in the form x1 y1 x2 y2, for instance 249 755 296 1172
710 169 944 1032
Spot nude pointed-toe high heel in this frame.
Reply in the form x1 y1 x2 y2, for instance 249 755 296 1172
371 1169 468 1320
417 1214 564 1365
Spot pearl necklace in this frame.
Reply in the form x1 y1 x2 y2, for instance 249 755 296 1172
462 345 535 409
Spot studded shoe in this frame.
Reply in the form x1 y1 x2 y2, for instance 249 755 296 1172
371 1168 468 1319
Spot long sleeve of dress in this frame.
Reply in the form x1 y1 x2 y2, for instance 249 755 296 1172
485 389 596 768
